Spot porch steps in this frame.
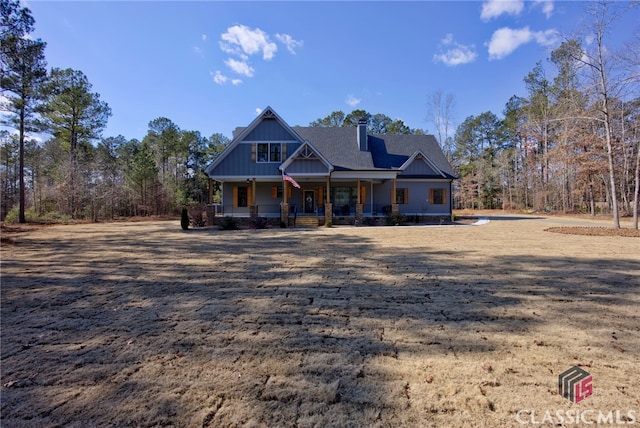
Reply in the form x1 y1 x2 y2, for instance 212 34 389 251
294 216 321 228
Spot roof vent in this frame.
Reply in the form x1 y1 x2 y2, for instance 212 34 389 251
357 119 368 151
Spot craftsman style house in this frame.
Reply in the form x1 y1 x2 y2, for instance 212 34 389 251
204 107 456 225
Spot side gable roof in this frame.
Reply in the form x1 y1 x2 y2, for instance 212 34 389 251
293 127 375 171
295 128 456 178
368 134 456 178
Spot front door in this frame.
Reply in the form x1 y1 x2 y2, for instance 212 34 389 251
304 190 315 214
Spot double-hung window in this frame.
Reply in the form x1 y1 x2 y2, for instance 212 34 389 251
429 188 446 204
256 143 282 163
396 188 408 204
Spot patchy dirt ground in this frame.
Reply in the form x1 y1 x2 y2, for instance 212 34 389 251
545 227 640 238
1 215 639 427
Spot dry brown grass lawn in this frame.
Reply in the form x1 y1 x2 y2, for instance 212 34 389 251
1 215 639 427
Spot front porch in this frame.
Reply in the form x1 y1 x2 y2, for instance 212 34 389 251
210 175 452 227
206 199 454 228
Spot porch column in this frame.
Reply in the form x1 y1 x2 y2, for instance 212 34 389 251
280 202 289 225
324 175 332 225
283 180 288 204
249 178 258 218
355 178 363 222
391 178 400 215
326 176 330 205
252 179 256 204
371 181 374 215
281 180 289 224
207 179 214 226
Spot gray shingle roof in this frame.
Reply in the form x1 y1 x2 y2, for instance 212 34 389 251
293 127 374 171
293 127 456 178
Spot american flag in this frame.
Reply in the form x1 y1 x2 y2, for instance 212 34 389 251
283 172 301 189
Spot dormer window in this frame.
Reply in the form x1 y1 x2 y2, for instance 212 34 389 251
257 143 282 163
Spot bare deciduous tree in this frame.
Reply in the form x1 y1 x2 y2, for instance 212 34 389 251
617 28 640 229
426 89 456 162
571 0 632 228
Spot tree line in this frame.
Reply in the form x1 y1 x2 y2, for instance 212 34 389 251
2 0 638 229
450 2 639 229
1 0 230 222
0 0 424 224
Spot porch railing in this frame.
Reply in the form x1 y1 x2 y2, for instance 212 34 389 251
210 203 445 218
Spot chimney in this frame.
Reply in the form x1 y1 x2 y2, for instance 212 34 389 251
357 118 368 151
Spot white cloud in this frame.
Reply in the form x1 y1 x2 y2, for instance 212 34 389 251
487 27 531 59
255 108 263 115
275 33 303 54
214 24 302 86
220 24 277 60
224 58 254 77
346 95 361 107
533 29 558 46
481 0 524 21
534 0 554 18
211 71 243 86
487 26 558 60
212 71 228 85
433 34 477 66
201 34 207 42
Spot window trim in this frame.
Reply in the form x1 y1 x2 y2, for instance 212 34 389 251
234 186 250 207
271 186 283 198
395 188 409 205
256 142 283 163
429 188 446 205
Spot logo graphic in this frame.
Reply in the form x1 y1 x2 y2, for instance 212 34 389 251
559 366 593 403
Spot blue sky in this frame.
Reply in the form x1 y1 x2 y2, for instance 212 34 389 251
25 1 639 142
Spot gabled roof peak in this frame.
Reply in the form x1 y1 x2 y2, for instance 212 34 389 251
279 141 334 173
260 106 276 119
399 150 447 178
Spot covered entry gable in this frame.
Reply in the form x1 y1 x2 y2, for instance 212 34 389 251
279 141 333 176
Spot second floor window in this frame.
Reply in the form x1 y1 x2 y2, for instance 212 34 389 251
257 143 282 162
